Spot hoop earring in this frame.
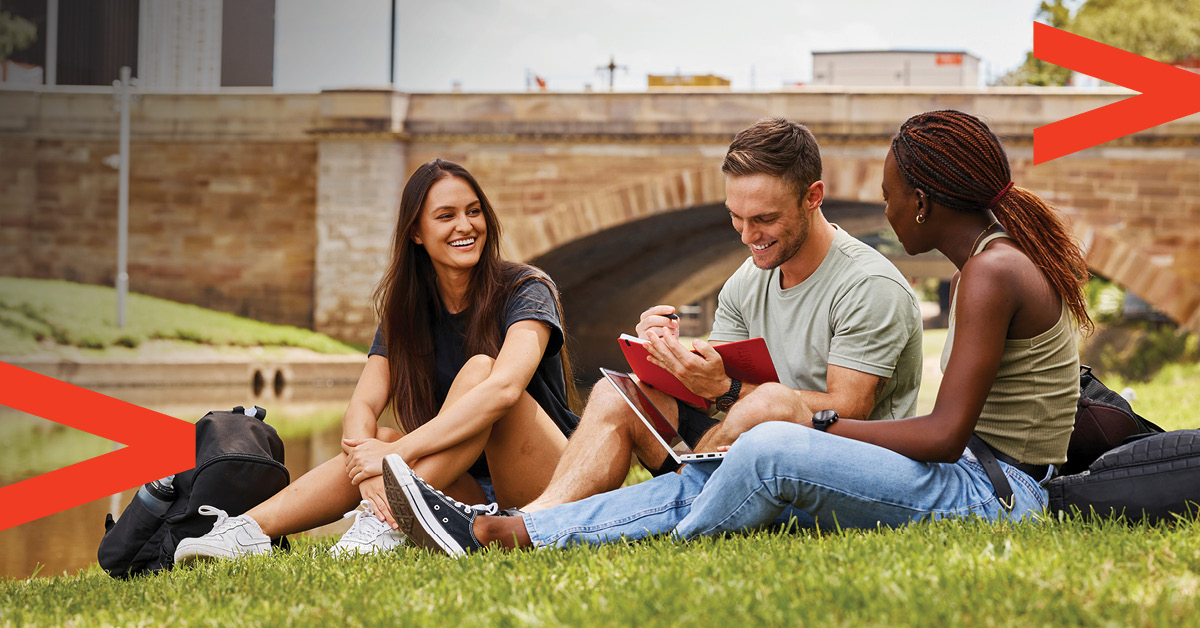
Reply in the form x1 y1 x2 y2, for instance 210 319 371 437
915 214 926 224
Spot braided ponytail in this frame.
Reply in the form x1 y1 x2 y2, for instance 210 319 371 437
893 110 1092 333
993 186 1093 333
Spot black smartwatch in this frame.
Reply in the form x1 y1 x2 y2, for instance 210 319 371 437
811 409 839 432
714 378 742 412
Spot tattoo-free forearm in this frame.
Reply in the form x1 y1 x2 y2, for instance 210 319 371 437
794 389 869 421
341 399 380 441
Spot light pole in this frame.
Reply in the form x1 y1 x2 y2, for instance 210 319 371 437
389 0 396 85
114 66 132 328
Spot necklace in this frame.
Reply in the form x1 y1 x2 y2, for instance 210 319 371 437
968 220 1000 259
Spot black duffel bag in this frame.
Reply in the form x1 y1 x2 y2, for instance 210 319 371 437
98 406 291 578
1048 429 1200 523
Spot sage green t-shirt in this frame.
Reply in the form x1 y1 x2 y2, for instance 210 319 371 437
708 227 923 421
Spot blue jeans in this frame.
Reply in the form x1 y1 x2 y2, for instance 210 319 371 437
523 422 1050 548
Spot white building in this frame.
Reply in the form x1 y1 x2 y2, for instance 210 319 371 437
812 50 981 87
138 0 223 90
1 0 274 89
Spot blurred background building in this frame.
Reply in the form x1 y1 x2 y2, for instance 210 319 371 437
811 50 980 87
647 73 730 89
1 0 274 89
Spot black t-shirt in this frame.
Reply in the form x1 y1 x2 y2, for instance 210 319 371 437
369 272 579 478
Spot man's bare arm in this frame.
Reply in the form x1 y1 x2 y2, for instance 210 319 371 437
692 365 885 452
793 364 886 420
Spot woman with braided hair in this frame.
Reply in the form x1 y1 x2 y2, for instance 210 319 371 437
383 110 1089 555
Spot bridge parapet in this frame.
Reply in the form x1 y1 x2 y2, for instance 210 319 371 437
1 88 1197 341
399 89 1200 142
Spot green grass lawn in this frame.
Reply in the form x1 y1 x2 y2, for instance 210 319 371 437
4 301 1199 624
3 354 1198 626
0 277 359 356
2 517 1197 627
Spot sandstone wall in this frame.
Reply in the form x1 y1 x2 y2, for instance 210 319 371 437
0 91 321 328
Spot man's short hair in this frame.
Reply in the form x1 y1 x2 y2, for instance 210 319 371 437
722 118 822 200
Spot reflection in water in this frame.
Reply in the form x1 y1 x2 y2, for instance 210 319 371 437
0 383 364 581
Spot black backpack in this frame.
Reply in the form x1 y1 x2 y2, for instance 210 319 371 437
1063 366 1164 475
1049 429 1200 523
98 406 291 578
1046 367 1197 523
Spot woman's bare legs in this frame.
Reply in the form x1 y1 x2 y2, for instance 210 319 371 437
245 427 403 537
406 354 567 509
484 386 567 509
243 354 565 537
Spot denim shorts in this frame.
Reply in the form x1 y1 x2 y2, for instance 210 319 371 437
474 475 498 505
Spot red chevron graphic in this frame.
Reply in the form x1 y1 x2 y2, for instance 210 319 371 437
1033 22 1200 163
0 362 195 531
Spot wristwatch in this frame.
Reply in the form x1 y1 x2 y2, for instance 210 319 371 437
714 378 742 412
811 409 839 432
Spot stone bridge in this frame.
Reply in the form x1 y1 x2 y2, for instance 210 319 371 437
1 88 1197 378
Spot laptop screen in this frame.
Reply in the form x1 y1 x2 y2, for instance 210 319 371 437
600 368 693 457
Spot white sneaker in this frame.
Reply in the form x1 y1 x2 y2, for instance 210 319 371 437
174 505 272 565
330 500 405 557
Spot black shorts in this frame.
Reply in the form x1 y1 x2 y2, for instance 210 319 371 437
641 400 720 477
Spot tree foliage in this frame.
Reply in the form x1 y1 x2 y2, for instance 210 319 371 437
0 10 37 61
998 0 1200 86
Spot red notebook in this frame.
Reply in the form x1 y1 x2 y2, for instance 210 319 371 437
617 334 779 408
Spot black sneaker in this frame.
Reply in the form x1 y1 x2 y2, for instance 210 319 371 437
382 454 497 557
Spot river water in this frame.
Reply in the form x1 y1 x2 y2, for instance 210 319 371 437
0 382 368 581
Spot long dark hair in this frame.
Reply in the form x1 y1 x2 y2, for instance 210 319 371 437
373 159 579 432
891 110 1093 333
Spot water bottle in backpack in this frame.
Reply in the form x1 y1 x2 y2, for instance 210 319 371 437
135 475 177 517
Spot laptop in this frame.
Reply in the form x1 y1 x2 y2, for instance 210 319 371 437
600 368 725 464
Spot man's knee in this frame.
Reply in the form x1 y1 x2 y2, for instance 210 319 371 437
724 383 802 432
580 378 639 430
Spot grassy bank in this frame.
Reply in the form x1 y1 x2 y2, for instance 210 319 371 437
2 516 1197 627
0 277 359 356
4 284 1199 624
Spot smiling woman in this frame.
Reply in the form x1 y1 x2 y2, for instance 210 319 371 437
173 159 580 563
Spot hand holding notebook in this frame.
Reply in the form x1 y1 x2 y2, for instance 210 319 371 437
617 333 779 408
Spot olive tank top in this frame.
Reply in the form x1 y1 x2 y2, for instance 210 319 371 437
940 232 1079 465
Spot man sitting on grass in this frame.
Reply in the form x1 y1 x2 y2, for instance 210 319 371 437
518 116 925 514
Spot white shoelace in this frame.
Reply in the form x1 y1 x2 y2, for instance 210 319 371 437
340 500 393 543
420 479 499 516
197 505 237 533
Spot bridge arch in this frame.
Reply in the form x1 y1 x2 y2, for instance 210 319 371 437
501 166 726 262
